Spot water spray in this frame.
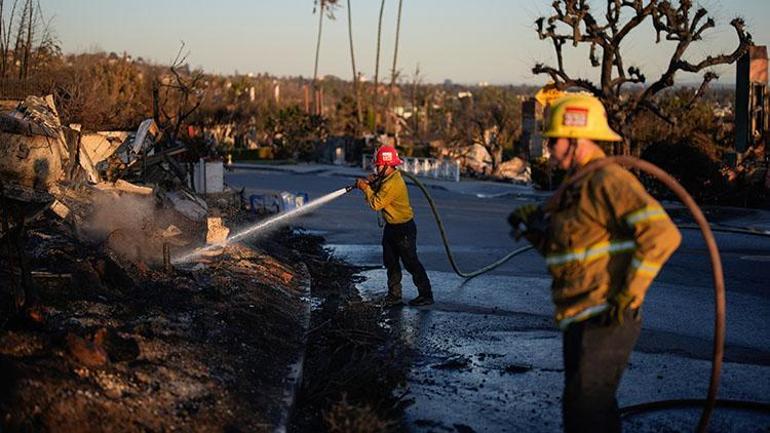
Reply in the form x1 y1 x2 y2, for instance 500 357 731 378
173 185 357 264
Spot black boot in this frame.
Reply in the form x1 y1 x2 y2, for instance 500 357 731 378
408 295 434 306
379 291 403 307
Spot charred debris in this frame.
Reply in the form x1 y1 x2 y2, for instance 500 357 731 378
0 95 311 432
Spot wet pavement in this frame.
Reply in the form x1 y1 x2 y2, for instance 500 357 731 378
226 166 770 433
356 270 770 433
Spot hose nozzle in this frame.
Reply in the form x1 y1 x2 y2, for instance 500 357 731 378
345 184 356 193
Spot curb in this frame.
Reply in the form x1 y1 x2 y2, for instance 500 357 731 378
273 262 312 433
229 163 329 176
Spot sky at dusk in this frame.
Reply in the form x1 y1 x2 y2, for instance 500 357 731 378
39 0 770 85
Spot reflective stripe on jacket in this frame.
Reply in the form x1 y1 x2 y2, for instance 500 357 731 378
530 155 681 324
362 170 414 224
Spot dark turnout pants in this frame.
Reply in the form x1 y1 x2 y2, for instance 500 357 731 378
382 219 432 298
562 309 641 433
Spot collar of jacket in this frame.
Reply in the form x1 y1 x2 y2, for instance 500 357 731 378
371 169 399 193
382 169 399 182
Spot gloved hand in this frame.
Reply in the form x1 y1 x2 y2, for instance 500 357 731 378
507 203 540 240
355 178 369 191
609 291 636 325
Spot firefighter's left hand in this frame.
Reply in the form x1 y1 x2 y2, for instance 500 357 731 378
609 291 636 325
355 178 369 191
507 204 540 240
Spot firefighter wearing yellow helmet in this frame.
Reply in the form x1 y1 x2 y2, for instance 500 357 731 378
509 94 681 433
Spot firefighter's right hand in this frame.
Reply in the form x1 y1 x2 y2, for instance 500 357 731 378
355 178 369 191
609 291 635 325
507 204 539 240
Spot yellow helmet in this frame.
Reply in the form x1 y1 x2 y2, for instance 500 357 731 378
543 94 622 142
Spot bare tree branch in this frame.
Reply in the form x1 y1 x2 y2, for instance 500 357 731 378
683 71 718 111
152 41 206 153
640 17 750 103
639 98 675 126
533 0 753 154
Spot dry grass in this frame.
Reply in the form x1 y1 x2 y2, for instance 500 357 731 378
286 230 410 433
324 396 394 433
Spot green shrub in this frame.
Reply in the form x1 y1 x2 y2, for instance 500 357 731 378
641 136 728 204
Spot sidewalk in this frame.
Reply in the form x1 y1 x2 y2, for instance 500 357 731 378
665 202 770 235
701 206 770 234
229 162 549 200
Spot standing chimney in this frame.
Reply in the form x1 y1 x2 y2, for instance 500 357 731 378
735 45 768 155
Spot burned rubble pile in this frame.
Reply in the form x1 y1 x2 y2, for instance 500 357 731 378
0 96 311 432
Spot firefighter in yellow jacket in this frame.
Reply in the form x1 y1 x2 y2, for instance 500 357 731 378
509 95 681 433
355 145 434 307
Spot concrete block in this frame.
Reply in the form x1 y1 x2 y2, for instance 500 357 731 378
206 217 230 245
193 160 224 194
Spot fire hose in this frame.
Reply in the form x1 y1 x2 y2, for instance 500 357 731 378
399 170 535 278
394 159 770 432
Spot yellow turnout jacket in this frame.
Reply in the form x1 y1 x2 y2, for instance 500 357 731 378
529 151 681 324
361 169 414 224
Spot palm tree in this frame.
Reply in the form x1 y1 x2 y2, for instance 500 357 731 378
386 0 403 135
312 0 338 114
372 0 386 130
346 0 363 130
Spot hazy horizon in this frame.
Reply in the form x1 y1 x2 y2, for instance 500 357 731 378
39 1 770 86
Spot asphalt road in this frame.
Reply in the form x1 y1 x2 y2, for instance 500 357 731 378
226 168 770 433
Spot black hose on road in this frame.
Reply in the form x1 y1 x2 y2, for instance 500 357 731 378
620 399 770 419
399 170 534 279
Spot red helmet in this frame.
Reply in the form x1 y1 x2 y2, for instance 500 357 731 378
374 145 403 167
